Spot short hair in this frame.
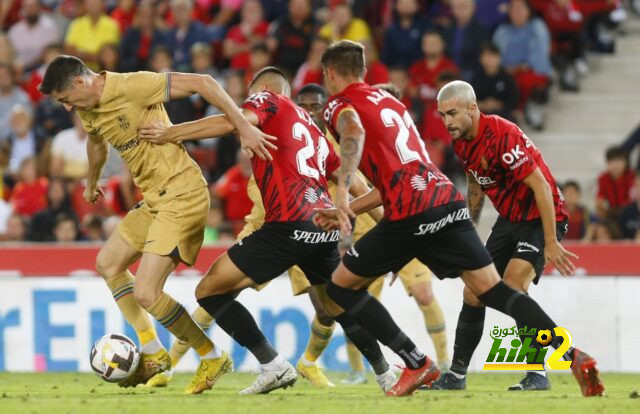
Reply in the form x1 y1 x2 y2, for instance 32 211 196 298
190 42 212 56
437 80 476 104
321 40 365 78
374 83 403 100
297 83 327 100
250 42 270 54
248 66 289 94
605 146 628 162
39 55 90 95
422 27 443 40
563 180 581 192
480 42 501 55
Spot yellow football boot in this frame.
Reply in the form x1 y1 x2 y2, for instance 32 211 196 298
296 360 335 388
184 351 234 394
140 371 172 388
119 349 172 388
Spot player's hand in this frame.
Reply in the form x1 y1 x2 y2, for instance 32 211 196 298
313 208 340 231
138 120 171 144
83 185 104 204
335 185 356 237
237 124 278 161
545 240 578 276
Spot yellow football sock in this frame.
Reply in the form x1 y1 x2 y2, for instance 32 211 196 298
168 306 215 366
147 293 214 357
420 301 449 365
303 316 335 363
345 339 365 373
106 271 158 346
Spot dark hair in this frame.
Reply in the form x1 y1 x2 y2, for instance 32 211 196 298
151 45 172 59
55 212 76 227
250 42 270 54
297 83 327 100
422 28 443 40
605 146 628 162
480 42 501 55
436 70 459 85
321 40 365 78
38 55 90 95
374 83 403 100
563 180 581 192
248 66 287 89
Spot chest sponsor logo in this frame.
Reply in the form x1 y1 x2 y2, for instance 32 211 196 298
414 208 470 235
501 145 526 165
290 229 340 244
114 138 140 153
470 169 496 186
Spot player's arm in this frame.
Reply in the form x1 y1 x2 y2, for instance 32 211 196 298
523 168 578 276
466 172 485 225
166 73 277 159
329 170 384 222
84 133 108 204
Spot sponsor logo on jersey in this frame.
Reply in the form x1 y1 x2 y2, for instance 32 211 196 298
304 188 319 204
470 169 496 186
290 229 340 243
414 208 470 235
114 138 140 153
501 145 526 165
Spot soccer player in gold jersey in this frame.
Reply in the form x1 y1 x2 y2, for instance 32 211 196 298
38 55 276 394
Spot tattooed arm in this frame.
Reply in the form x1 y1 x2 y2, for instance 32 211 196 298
334 108 366 235
466 172 485 225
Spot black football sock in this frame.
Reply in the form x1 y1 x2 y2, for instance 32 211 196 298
334 312 389 375
327 282 426 369
198 294 278 364
450 303 485 376
478 282 557 338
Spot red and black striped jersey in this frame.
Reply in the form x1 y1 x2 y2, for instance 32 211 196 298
242 91 339 222
453 113 568 223
324 82 462 221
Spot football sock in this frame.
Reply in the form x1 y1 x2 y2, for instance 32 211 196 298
478 282 556 340
450 303 485 376
327 282 426 369
168 306 215 366
345 338 366 373
198 294 278 364
420 301 449 366
302 316 336 364
148 293 214 357
335 313 389 375
106 271 160 352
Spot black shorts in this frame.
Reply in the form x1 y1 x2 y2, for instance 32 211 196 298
342 201 493 279
486 217 569 284
228 221 340 286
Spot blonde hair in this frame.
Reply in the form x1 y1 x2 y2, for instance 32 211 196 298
437 80 476 104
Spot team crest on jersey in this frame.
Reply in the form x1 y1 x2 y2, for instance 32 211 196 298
117 115 130 130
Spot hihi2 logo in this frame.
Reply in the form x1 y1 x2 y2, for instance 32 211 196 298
482 326 573 371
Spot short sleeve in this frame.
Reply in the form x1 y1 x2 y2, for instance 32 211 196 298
124 71 170 107
498 128 538 181
77 112 100 136
322 96 355 140
242 92 279 126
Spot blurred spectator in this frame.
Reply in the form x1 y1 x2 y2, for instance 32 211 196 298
267 0 315 76
21 43 62 104
0 0 22 31
319 1 372 44
0 145 9 200
380 0 430 69
34 96 73 143
493 0 552 130
111 0 136 33
409 30 459 103
441 0 488 80
28 177 76 241
190 42 226 117
471 43 518 121
104 167 141 216
2 213 28 241
64 0 121 70
618 172 640 241
102 214 121 239
149 45 196 124
167 0 212 72
596 146 635 221
292 37 327 92
50 112 88 180
53 212 79 242
97 43 122 72
582 218 619 242
0 196 11 234
0 64 31 141
7 105 39 175
362 39 389 85
212 149 253 225
120 0 170 73
8 0 62 71
475 0 509 34
0 32 16 66
223 0 269 70
202 197 226 245
562 180 590 240
81 213 104 241
10 157 48 217
244 43 272 86
389 66 422 123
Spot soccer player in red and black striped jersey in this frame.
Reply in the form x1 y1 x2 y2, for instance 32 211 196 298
429 80 603 396
315 40 603 397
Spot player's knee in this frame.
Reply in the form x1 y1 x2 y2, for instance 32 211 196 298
463 285 483 307
410 284 434 307
503 274 528 293
133 283 161 309
326 281 364 309
95 249 120 280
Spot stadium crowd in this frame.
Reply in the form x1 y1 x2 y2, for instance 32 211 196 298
0 0 637 243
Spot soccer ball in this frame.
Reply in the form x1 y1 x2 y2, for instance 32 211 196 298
536 329 553 347
90 334 140 383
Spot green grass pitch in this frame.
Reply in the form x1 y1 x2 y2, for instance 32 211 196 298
0 372 638 414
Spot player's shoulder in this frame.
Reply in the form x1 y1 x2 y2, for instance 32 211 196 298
245 90 282 106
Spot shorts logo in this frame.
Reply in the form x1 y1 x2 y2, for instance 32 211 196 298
516 241 539 253
414 208 470 235
346 246 359 257
304 188 318 204
290 229 339 244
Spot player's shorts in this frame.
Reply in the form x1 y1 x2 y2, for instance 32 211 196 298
486 217 569 284
367 259 432 299
342 201 493 280
228 221 340 286
117 186 209 266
